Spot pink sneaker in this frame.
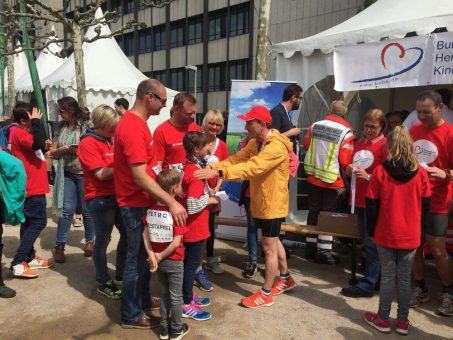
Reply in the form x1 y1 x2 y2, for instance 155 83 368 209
364 312 391 333
395 320 410 335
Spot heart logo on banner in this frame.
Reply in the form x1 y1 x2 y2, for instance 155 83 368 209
353 43 424 83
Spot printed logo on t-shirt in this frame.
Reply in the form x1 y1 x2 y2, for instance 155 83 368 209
145 209 174 243
413 139 438 165
169 163 184 173
353 150 374 169
206 154 219 165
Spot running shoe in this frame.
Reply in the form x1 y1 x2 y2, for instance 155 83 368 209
194 268 214 292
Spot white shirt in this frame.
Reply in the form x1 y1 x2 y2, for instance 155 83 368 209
403 106 453 128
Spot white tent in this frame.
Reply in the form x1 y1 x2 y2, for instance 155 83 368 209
3 43 28 85
37 8 175 130
15 29 66 92
271 0 453 92
270 0 453 226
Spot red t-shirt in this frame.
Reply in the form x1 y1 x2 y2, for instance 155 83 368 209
410 122 453 213
11 127 49 198
182 162 210 242
350 135 387 208
367 165 431 249
153 120 201 171
114 111 159 207
206 138 230 189
143 203 188 261
78 135 115 200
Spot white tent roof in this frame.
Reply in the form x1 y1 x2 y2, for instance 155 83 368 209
38 8 155 96
4 43 28 84
15 31 66 92
271 0 453 58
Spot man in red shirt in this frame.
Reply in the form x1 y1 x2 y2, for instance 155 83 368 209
114 79 187 329
303 100 354 265
409 90 453 316
153 91 201 172
10 102 52 278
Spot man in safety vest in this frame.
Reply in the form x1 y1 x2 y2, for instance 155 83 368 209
303 100 354 265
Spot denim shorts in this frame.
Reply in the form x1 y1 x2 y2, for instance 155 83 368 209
254 218 282 237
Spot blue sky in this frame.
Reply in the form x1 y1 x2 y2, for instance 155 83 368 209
228 80 295 133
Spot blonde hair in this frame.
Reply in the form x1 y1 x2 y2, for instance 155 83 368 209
156 169 182 193
202 109 224 134
387 126 419 171
330 100 348 118
91 105 120 129
363 108 387 134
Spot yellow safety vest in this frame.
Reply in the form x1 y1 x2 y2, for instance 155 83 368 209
304 120 351 183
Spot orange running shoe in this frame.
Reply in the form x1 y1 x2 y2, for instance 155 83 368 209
271 276 296 296
28 256 53 269
12 262 39 278
241 290 273 308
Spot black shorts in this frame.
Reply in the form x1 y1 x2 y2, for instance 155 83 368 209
426 213 449 237
255 218 282 237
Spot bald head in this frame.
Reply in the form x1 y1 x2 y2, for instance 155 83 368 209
136 79 164 100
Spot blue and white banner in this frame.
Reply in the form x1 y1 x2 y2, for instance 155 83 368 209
334 31 453 91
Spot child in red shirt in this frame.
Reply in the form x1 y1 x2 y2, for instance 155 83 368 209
181 131 220 321
364 126 431 335
143 169 189 339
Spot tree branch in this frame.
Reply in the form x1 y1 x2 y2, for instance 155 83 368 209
143 0 175 8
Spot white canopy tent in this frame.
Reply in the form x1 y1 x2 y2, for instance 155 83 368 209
31 8 175 130
15 30 66 92
3 43 28 87
270 0 453 226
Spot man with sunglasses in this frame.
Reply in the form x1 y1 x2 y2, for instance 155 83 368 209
114 79 187 329
153 92 201 173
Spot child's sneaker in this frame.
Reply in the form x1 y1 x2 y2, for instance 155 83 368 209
242 262 257 279
97 280 121 300
271 276 296 296
205 259 224 274
395 320 410 335
241 289 273 308
193 292 211 307
73 215 83 227
409 286 429 307
364 312 391 333
159 326 169 340
194 268 214 292
438 291 453 316
170 323 190 340
28 256 53 269
12 262 38 278
182 301 212 321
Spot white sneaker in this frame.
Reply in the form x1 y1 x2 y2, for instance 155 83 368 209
28 257 53 269
73 216 83 227
13 262 39 278
205 260 224 274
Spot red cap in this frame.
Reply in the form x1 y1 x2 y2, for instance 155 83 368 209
237 106 272 124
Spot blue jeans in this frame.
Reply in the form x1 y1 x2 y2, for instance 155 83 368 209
120 206 151 323
244 197 258 264
355 207 380 293
87 196 127 285
12 195 47 266
182 240 203 305
56 172 95 246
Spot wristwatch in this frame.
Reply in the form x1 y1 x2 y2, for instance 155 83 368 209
218 169 223 178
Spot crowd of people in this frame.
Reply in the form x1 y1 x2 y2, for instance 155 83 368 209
0 78 452 338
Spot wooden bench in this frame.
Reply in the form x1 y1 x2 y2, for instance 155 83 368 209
214 212 361 280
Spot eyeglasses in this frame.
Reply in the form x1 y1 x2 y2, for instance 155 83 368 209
364 124 380 131
147 92 167 105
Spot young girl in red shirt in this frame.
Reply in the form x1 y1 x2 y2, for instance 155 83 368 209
364 126 431 335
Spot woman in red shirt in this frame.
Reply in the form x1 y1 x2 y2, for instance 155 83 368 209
78 105 126 299
202 110 229 275
363 126 431 335
341 109 387 298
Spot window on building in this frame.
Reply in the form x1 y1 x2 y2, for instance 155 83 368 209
208 62 226 91
171 68 185 91
230 3 249 37
138 28 152 53
124 0 134 14
153 70 167 86
123 32 134 56
153 25 166 51
209 9 227 41
187 66 202 93
228 59 248 89
170 20 185 48
188 15 203 45
111 0 122 13
115 34 124 50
